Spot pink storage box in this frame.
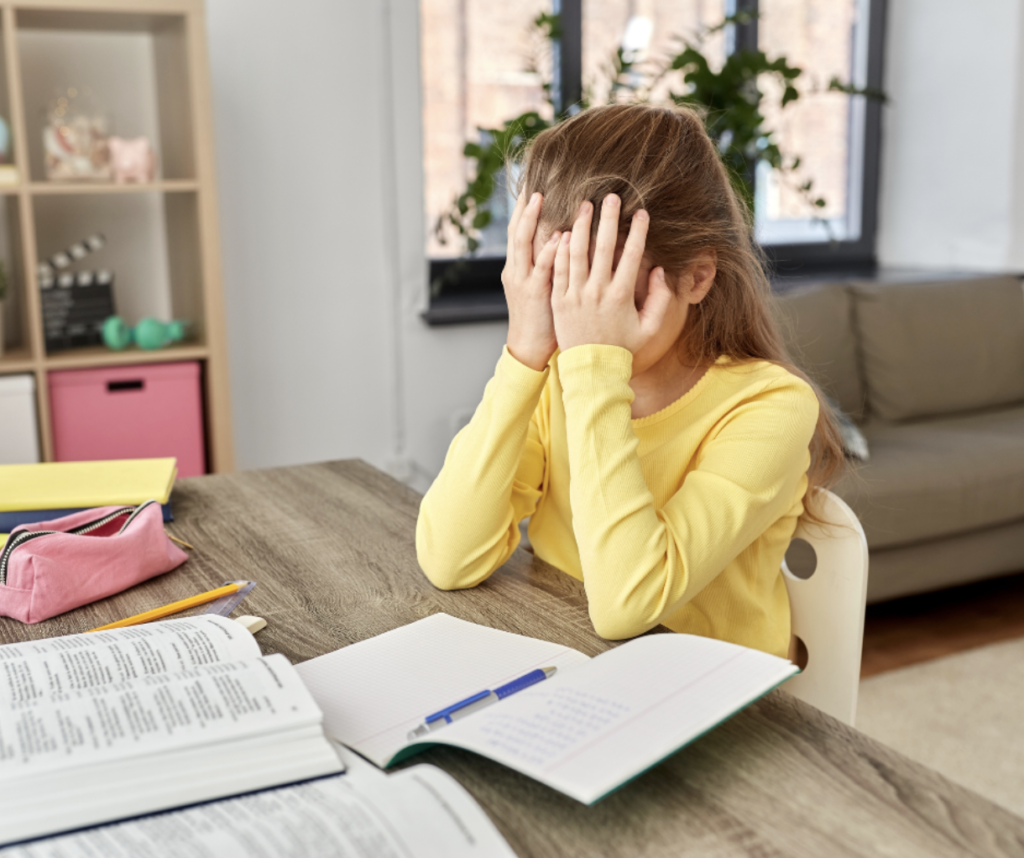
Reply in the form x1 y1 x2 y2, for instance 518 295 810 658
48 361 206 477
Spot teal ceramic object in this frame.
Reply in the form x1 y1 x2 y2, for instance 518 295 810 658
102 316 189 351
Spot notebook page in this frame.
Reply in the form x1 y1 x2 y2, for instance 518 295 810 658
0 766 515 858
429 634 798 804
0 616 261 708
294 613 591 766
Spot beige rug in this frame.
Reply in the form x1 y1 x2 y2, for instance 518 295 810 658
857 637 1024 818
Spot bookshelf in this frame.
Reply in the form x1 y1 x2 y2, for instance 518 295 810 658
0 0 233 471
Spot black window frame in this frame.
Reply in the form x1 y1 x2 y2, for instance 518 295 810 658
424 0 887 324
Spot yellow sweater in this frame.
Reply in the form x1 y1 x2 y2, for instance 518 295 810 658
416 344 818 657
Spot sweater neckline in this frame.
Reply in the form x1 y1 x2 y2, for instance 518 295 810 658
630 355 728 427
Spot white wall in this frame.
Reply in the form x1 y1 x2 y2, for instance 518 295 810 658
207 0 400 471
1009 3 1024 270
877 0 1024 270
385 2 509 488
207 0 507 484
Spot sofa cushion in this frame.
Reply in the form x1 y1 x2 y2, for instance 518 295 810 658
833 404 1024 550
774 283 866 421
851 276 1024 421
866 519 1024 604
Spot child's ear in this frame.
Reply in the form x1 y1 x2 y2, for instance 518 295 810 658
687 253 717 305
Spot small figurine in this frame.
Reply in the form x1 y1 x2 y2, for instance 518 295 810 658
103 316 188 351
43 88 111 181
108 136 156 184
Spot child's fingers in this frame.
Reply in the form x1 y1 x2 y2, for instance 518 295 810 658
591 194 621 282
638 267 674 340
568 201 593 292
553 231 572 298
613 210 650 298
514 193 543 274
531 230 561 289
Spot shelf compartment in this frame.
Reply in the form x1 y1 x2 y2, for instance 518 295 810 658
33 190 206 355
16 9 196 184
0 0 233 472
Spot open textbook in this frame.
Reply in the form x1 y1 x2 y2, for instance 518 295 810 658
1 747 515 858
296 614 799 805
0 616 343 846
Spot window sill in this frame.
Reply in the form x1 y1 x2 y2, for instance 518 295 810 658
421 292 509 326
419 261 874 327
420 264 1024 327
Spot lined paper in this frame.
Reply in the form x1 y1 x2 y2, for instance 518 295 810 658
294 614 591 766
429 634 798 803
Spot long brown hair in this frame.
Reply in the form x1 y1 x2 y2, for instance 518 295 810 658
519 103 846 504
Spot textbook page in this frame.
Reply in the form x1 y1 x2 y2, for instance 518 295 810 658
0 616 261 708
0 653 320 777
0 766 517 858
295 613 591 766
424 634 799 804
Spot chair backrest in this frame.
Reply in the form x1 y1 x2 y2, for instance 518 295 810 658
781 489 869 726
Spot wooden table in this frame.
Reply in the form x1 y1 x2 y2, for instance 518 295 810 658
4 460 1023 857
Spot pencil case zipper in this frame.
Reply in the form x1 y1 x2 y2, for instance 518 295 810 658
0 501 157 586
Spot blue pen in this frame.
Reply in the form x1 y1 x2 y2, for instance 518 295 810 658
407 667 557 741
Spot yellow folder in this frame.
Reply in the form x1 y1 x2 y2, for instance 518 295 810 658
0 459 178 512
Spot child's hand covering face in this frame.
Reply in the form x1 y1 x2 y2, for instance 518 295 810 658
502 191 562 372
550 194 676 357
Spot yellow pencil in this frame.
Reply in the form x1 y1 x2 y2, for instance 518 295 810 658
87 583 241 632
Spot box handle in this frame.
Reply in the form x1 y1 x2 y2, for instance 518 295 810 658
107 380 144 392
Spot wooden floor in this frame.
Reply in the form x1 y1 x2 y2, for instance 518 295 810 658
861 569 1024 677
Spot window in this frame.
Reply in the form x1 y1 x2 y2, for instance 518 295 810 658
422 1 554 261
582 2 727 105
420 0 887 322
754 0 880 259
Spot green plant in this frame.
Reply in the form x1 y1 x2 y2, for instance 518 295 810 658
433 12 884 261
433 12 561 256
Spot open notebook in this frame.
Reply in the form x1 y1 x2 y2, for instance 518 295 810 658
295 614 798 805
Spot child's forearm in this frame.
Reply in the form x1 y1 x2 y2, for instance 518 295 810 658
416 348 548 590
557 345 677 637
558 346 817 640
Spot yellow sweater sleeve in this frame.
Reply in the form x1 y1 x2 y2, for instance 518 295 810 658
557 345 818 640
416 347 548 590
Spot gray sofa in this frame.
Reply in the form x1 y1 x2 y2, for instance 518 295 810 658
775 274 1024 603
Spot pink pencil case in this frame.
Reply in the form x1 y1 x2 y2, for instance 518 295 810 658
0 502 188 623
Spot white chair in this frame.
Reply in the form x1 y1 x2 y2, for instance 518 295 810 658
781 489 869 727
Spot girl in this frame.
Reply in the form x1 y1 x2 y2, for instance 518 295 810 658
416 104 844 658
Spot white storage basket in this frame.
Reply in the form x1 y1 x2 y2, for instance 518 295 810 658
0 374 40 464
